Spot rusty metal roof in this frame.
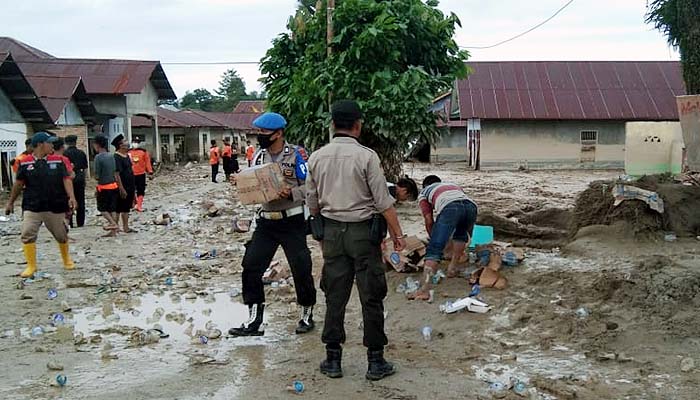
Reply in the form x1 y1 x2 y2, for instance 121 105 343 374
23 75 96 123
191 110 259 131
232 100 265 113
455 61 686 121
0 52 53 124
132 108 261 131
0 37 176 100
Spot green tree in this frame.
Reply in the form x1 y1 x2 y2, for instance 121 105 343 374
214 69 248 111
646 0 700 94
179 88 218 111
260 0 469 179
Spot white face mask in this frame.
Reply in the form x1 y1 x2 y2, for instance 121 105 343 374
132 142 140 149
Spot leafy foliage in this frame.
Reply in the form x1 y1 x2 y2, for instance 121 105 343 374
260 0 469 179
178 69 261 111
646 0 700 94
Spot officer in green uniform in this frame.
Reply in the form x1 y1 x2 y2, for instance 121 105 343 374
306 100 407 381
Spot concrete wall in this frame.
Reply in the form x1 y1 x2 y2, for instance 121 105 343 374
125 83 158 117
57 100 84 125
434 119 626 169
91 95 127 117
0 89 24 123
51 125 90 158
0 123 30 191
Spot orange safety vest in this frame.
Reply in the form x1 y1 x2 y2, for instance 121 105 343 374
12 152 31 173
222 144 232 158
209 146 220 165
128 148 153 176
245 146 255 161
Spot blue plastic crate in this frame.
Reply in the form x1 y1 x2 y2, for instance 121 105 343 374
469 225 494 249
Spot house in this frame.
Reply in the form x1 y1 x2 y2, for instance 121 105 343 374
132 107 262 163
436 61 686 169
232 100 265 114
0 37 176 162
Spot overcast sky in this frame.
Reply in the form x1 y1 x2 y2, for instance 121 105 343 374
3 0 679 99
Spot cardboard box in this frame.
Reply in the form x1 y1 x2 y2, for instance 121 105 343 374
382 236 426 272
237 163 289 205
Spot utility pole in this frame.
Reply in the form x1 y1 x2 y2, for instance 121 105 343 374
326 0 335 143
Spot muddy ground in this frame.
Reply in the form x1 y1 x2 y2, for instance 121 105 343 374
1 162 699 400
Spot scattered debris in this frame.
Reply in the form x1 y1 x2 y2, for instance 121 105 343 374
613 184 665 213
382 236 426 272
232 217 251 233
47 361 64 371
439 297 491 314
680 357 695 373
262 261 290 284
153 213 171 226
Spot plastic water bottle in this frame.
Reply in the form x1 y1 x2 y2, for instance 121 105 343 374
47 288 58 300
469 284 481 297
421 326 432 341
210 248 217 258
52 313 65 326
165 277 174 286
56 374 68 387
199 335 209 344
31 326 44 337
292 380 304 394
513 380 527 395
194 251 201 259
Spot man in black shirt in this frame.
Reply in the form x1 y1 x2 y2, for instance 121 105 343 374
112 134 136 233
63 135 88 227
4 132 77 278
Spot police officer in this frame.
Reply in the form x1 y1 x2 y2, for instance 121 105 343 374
228 112 317 337
4 132 77 278
63 135 88 227
306 100 407 381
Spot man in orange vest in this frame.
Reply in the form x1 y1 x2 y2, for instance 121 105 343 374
245 141 255 167
221 137 234 182
128 137 153 212
11 138 33 174
209 139 220 183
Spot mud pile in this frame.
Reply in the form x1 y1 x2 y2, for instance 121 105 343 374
570 176 700 237
477 208 572 249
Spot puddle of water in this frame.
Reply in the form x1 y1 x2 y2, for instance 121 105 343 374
74 292 250 342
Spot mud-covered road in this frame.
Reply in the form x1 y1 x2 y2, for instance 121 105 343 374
1 163 698 400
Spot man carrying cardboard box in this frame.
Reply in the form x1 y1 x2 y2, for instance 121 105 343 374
228 112 317 337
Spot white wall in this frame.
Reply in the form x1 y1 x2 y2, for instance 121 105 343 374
58 99 85 125
125 83 158 116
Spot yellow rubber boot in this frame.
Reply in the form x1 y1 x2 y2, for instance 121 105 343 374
59 242 75 270
21 243 38 278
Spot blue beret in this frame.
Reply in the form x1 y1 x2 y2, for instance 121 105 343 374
252 112 287 131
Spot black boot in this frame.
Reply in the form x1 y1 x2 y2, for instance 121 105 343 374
320 347 343 378
228 303 265 336
295 305 315 334
366 349 396 381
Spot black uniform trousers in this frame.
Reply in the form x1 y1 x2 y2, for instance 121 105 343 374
222 156 233 179
242 214 316 307
211 164 219 183
320 218 388 349
134 174 147 196
71 171 86 227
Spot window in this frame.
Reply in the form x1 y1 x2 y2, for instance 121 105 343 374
580 130 598 143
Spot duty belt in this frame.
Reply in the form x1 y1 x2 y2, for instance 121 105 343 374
259 205 304 220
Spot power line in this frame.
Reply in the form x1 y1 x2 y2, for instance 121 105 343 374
459 0 575 50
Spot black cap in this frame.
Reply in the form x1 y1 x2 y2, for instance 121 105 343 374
111 134 125 148
52 137 65 151
65 135 78 144
331 100 363 123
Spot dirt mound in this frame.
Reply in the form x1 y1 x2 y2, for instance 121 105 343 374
570 177 700 237
477 211 568 248
518 207 572 230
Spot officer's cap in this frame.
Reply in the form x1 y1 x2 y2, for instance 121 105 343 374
331 100 363 123
252 112 287 131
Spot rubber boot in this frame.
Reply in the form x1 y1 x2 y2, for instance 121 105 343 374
59 242 75 270
320 348 343 378
228 304 265 336
136 195 144 212
20 243 38 278
295 305 315 334
366 349 396 381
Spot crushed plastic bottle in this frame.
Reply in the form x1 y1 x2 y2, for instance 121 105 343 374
229 288 241 297
512 380 527 396
52 313 65 326
664 232 677 242
489 382 506 393
199 335 209 345
431 269 446 285
31 326 44 337
165 277 174 286
575 307 589 319
56 374 68 387
210 248 217 258
469 284 481 297
502 252 519 267
291 380 304 394
421 326 432 341
194 250 202 259
47 288 58 300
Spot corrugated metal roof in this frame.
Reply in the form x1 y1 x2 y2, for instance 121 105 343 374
232 100 265 113
0 37 53 59
456 61 686 121
191 110 259 131
132 108 260 131
0 52 53 124
0 37 176 100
